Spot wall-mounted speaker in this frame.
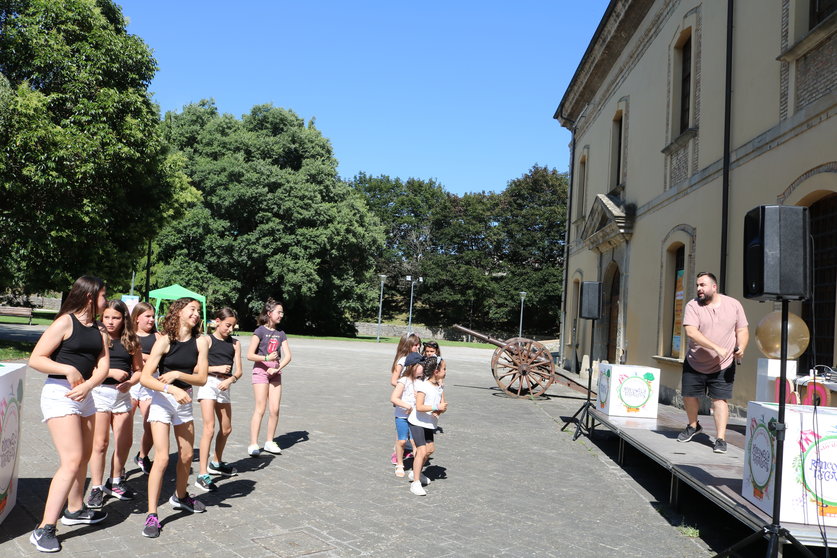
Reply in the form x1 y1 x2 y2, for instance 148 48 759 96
580 281 603 320
743 205 810 301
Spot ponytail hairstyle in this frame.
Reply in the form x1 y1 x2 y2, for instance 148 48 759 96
161 297 202 342
105 299 140 355
257 297 283 326
215 307 238 321
423 340 441 357
131 301 157 333
421 355 439 381
57 275 105 322
391 333 421 376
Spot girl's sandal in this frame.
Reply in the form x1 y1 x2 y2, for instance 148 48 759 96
394 465 405 478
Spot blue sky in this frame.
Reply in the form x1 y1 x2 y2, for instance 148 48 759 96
118 1 609 195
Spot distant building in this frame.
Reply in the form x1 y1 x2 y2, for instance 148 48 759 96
554 0 836 410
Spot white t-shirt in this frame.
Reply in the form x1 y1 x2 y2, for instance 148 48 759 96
394 376 416 419
408 379 444 429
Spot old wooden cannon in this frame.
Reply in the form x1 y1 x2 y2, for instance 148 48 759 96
453 324 593 398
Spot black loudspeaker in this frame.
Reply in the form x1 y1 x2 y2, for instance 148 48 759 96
743 205 810 301
580 281 603 320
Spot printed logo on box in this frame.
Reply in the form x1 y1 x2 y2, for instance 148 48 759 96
597 367 610 409
801 435 837 516
0 378 22 516
617 373 655 412
746 418 775 500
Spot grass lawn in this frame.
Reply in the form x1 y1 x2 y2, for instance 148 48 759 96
0 340 34 361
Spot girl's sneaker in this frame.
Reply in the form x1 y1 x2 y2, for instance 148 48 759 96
142 514 161 538
134 452 152 475
86 487 104 509
60 507 107 526
169 493 206 513
409 481 427 496
391 452 397 465
30 524 60 552
195 474 218 492
408 470 430 486
208 461 238 476
104 479 135 501
247 444 261 457
263 441 282 454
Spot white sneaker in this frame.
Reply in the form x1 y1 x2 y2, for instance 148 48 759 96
247 444 261 457
410 481 426 496
263 441 282 454
408 470 429 485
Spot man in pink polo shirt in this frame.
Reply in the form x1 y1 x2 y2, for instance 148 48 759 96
677 272 749 454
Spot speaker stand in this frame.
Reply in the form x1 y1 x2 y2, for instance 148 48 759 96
562 320 597 440
712 300 816 558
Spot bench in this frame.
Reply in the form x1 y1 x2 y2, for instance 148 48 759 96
0 306 33 325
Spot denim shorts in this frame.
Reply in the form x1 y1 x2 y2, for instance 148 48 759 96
395 417 411 441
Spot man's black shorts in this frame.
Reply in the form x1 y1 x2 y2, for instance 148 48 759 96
681 358 736 400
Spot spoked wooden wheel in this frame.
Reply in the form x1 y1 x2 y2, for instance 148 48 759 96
490 337 555 397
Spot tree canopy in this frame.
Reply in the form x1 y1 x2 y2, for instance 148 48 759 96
349 165 567 336
0 0 189 292
156 101 384 334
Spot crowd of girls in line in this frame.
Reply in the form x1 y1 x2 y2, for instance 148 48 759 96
389 335 448 496
27 276 291 552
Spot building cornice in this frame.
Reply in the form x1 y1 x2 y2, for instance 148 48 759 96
554 0 654 128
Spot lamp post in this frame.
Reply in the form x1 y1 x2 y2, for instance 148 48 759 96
406 275 423 334
518 291 527 338
376 274 387 343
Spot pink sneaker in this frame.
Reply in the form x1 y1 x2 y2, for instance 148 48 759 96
391 452 397 465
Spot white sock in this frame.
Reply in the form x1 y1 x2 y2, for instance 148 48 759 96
111 476 121 485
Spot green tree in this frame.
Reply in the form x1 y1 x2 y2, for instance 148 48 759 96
158 101 384 334
0 0 185 293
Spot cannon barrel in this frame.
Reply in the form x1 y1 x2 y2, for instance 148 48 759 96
452 324 507 348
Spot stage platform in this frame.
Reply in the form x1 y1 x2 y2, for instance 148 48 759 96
588 404 837 548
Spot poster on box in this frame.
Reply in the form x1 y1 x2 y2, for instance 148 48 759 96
743 401 837 526
0 363 25 524
596 364 660 418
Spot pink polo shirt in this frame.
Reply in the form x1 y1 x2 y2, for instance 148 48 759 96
683 294 748 374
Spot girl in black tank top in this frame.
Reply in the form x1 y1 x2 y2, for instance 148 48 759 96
195 308 243 490
27 276 109 550
139 297 209 534
87 299 143 510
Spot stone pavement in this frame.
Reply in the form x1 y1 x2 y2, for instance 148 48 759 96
0 332 720 557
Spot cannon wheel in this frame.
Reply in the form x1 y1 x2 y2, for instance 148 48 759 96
491 337 555 398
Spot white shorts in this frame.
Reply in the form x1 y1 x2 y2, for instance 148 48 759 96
130 382 152 402
196 375 232 404
147 388 193 426
40 378 96 422
91 384 132 413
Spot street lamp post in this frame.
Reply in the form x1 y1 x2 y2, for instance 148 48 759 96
406 275 423 334
518 291 527 338
376 274 387 342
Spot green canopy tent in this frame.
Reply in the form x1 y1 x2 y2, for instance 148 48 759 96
148 284 207 330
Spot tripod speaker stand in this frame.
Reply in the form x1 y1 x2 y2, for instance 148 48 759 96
562 281 601 440
714 205 815 558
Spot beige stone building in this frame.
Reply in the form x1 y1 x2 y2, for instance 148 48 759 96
555 0 836 410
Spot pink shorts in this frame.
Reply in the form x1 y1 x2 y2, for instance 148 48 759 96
252 365 283 385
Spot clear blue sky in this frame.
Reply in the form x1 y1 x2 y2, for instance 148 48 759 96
117 1 609 195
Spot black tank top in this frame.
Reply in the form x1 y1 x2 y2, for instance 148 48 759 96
49 313 103 381
159 336 198 389
103 338 132 385
207 335 236 372
138 333 157 355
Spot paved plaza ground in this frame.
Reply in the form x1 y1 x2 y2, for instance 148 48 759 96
0 327 756 556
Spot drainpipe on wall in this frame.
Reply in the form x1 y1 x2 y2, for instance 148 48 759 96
558 116 577 370
720 0 734 291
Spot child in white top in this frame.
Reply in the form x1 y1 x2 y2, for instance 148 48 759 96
407 356 447 496
389 352 424 477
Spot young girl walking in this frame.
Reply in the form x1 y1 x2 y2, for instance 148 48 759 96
140 298 209 538
246 298 292 456
195 308 243 491
389 352 424 477
131 302 160 475
28 276 110 553
422 341 447 378
87 300 142 509
389 334 420 464
407 356 447 496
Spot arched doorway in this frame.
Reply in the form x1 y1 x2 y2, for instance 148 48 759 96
802 193 837 370
602 266 621 363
